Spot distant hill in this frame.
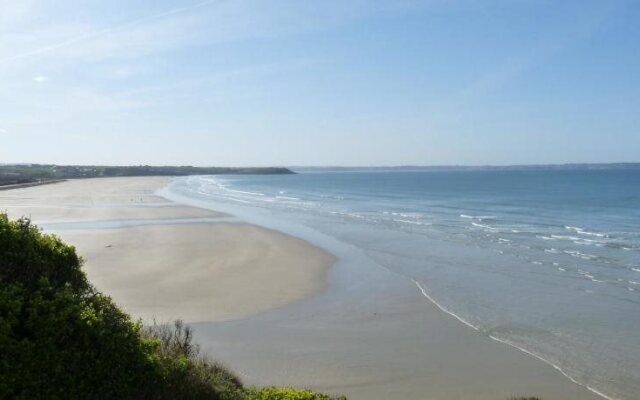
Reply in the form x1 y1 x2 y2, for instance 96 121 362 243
0 164 294 186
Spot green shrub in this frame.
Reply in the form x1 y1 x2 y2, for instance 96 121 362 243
141 320 244 400
0 215 87 291
508 398 542 400
0 214 157 399
245 387 346 400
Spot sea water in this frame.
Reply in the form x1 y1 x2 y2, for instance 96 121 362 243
166 168 640 400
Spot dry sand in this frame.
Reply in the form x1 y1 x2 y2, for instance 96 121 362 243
0 177 335 322
0 177 217 222
59 224 334 322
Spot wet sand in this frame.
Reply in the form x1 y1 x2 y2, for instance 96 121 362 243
192 254 604 400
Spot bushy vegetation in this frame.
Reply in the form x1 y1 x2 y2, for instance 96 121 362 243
0 213 340 399
508 398 541 400
0 214 157 399
245 387 346 400
141 320 244 400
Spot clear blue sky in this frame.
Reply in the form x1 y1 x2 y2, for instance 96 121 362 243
1 0 638 166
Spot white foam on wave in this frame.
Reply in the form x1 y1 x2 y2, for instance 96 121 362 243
201 192 252 204
574 240 605 247
632 268 640 273
413 280 479 331
319 194 346 200
471 222 497 231
225 188 265 196
573 237 601 243
579 271 605 282
195 189 253 204
582 231 607 238
394 218 429 226
566 250 597 260
216 195 252 204
565 226 607 238
460 214 496 221
551 234 582 241
537 235 554 240
275 195 300 201
347 212 366 220
487 335 617 400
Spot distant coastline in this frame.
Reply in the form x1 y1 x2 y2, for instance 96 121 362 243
0 164 294 186
292 162 640 173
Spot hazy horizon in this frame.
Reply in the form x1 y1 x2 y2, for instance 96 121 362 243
2 0 639 166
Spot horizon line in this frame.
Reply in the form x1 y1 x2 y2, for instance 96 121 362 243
2 161 639 169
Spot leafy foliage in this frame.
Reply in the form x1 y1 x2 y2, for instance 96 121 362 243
245 387 347 400
0 214 156 399
508 398 542 400
141 320 244 400
0 215 87 291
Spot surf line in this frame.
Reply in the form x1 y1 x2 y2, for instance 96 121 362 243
411 279 617 400
412 279 479 331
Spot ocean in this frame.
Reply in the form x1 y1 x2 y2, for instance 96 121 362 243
163 167 640 400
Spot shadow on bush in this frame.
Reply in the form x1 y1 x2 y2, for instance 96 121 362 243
142 320 244 400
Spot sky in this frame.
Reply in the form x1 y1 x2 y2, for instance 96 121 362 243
1 0 639 167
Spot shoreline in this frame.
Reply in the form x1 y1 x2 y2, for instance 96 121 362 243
414 280 612 400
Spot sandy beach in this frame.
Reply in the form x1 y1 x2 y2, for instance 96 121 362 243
0 177 605 400
0 177 335 322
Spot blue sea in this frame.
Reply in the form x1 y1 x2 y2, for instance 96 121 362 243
164 168 640 400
